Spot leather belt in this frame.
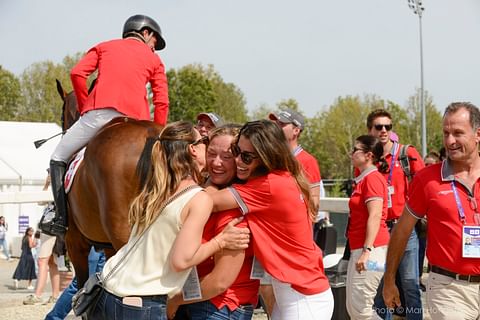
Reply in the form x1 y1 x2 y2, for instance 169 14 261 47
431 265 480 283
386 219 398 228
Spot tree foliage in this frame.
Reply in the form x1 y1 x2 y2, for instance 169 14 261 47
167 64 248 124
17 53 82 124
0 66 24 120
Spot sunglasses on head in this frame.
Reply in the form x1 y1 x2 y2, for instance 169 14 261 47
373 124 393 131
192 136 209 146
231 143 259 165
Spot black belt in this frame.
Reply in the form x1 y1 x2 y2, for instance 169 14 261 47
386 219 398 228
431 265 480 283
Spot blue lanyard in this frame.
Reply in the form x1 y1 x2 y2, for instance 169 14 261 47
451 181 467 224
387 142 397 186
293 145 303 157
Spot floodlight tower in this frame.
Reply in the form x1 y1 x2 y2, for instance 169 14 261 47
408 0 426 157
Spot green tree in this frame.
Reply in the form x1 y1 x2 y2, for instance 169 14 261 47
0 66 24 120
405 89 443 154
249 103 274 121
167 64 248 124
17 53 82 124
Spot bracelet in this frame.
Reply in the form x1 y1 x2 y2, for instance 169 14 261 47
213 237 223 252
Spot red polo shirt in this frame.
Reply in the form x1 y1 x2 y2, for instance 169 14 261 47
348 167 390 250
229 171 330 295
71 38 169 125
380 143 424 220
210 209 259 311
295 146 321 187
407 161 480 275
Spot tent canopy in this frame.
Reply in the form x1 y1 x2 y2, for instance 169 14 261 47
0 121 62 185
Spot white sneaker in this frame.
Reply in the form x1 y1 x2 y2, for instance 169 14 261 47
13 279 18 289
27 285 35 290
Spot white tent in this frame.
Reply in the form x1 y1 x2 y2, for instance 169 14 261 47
0 121 62 257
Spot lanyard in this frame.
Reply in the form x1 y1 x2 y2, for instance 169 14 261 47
293 145 303 157
451 181 467 224
387 142 397 186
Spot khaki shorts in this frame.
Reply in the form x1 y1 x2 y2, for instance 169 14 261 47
38 233 56 259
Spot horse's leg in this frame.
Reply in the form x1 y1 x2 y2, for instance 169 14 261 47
65 219 91 288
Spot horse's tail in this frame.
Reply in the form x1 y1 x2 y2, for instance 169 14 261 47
136 136 158 190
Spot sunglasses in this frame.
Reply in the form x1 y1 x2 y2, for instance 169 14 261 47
373 124 393 131
231 143 259 165
192 136 209 146
351 147 364 155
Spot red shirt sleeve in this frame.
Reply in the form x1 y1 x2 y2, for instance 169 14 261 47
151 59 169 125
406 173 427 218
362 173 387 202
407 146 425 177
70 49 99 112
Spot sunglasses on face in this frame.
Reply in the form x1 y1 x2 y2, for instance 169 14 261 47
192 136 209 146
231 143 259 165
373 124 393 131
351 147 364 155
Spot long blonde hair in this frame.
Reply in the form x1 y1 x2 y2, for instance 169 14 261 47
129 121 202 235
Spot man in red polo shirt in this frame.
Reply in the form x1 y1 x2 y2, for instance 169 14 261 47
46 14 169 237
366 109 424 319
269 108 321 209
384 102 480 319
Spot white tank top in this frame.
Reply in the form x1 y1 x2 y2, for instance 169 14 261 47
102 186 202 297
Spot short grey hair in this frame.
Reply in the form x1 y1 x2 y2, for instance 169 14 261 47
443 102 480 130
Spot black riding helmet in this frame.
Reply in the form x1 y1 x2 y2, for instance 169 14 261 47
122 14 166 51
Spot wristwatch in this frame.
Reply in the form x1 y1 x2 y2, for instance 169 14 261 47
362 245 373 252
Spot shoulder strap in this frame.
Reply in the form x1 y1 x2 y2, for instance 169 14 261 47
398 144 412 182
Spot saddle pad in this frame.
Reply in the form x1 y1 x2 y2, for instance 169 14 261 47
65 147 86 193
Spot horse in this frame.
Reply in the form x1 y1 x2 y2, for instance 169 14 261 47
55 80 163 286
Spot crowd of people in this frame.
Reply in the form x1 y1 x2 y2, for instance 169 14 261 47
1 13 477 320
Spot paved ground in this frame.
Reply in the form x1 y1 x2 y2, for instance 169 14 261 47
0 257 267 320
1 256 431 320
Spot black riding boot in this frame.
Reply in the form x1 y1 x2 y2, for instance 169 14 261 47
45 160 68 237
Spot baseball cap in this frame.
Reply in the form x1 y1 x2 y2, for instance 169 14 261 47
268 108 305 130
196 112 224 127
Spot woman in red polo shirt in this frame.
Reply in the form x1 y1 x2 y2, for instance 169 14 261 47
211 120 333 320
346 135 390 319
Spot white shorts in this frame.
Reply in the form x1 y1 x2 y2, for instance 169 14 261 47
38 233 56 259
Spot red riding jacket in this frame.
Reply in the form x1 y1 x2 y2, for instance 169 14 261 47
71 38 169 125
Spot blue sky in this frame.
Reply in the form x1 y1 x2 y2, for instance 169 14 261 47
1 0 479 117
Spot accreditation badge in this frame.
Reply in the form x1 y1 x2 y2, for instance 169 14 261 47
462 226 480 258
387 186 395 208
182 266 202 300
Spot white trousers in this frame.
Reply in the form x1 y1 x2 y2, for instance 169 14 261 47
51 108 123 162
271 278 334 320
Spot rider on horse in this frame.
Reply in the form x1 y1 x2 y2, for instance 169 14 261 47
45 14 169 237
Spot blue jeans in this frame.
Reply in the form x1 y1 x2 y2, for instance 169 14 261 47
0 237 10 260
88 290 167 320
179 300 254 320
45 248 105 320
374 228 422 320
